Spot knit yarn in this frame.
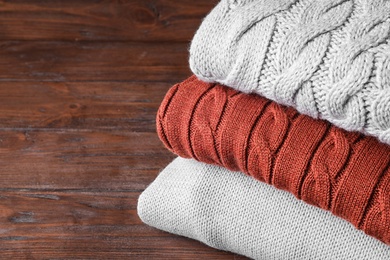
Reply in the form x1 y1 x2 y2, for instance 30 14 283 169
138 157 390 260
157 75 390 245
190 0 390 144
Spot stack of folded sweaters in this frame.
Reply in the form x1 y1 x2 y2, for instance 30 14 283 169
138 0 390 259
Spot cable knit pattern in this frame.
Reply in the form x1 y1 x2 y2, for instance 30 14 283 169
156 76 390 245
189 0 390 144
138 157 390 260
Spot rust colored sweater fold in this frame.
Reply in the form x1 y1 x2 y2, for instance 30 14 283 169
157 75 390 245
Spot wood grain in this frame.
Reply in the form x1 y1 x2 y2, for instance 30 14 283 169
0 0 217 42
0 41 191 82
0 191 246 259
0 130 174 190
0 0 250 258
0 81 170 131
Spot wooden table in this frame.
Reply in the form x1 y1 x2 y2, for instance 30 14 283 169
0 0 248 258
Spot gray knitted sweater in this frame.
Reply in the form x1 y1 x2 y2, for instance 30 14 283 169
138 157 390 259
190 0 390 144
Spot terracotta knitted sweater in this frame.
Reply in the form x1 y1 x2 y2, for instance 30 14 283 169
157 75 390 245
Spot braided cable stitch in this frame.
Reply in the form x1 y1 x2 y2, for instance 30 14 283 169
189 0 390 144
156 76 390 245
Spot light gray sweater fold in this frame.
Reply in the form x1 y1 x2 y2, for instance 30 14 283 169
190 0 390 144
138 157 390 260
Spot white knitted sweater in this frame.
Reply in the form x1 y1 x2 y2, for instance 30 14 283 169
138 157 390 260
190 0 390 144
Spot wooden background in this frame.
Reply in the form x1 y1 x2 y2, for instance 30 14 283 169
0 0 248 259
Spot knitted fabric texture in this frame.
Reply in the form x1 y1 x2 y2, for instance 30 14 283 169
189 0 390 144
138 157 390 260
157 75 390 245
